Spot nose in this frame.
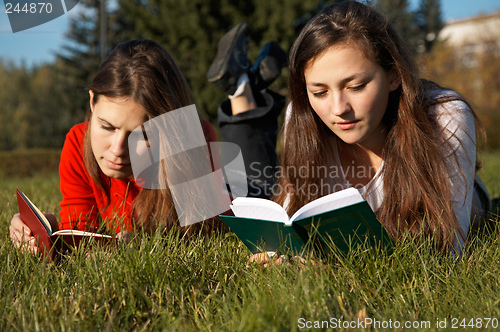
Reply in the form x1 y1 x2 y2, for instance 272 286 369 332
330 92 351 117
110 132 129 157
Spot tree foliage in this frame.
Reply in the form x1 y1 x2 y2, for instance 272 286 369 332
116 0 323 121
55 0 135 127
2 0 498 151
418 38 500 150
375 0 443 53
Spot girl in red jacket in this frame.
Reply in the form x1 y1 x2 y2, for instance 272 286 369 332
10 40 221 254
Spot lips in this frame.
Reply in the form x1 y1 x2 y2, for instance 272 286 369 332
105 159 131 170
336 120 359 130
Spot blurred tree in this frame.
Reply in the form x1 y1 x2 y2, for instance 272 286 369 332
2 0 341 150
0 61 77 149
3 0 445 150
418 39 500 151
415 0 443 52
376 0 443 53
0 62 33 149
117 0 327 121
55 0 133 128
0 61 13 149
29 64 78 148
376 0 419 50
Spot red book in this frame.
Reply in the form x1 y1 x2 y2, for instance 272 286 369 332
16 189 116 260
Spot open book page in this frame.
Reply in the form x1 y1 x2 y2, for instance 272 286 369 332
52 230 113 238
290 187 363 223
229 197 290 223
18 190 53 235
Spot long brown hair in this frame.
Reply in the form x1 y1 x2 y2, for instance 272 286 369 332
84 39 221 235
276 1 480 251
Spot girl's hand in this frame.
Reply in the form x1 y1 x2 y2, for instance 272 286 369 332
116 231 133 244
247 251 323 268
247 251 285 267
9 212 58 255
9 213 36 254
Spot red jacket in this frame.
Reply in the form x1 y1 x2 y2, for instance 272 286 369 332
58 120 217 233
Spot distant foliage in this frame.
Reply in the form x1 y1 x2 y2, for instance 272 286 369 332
375 0 443 53
0 61 81 150
0 149 61 178
116 0 326 121
7 0 496 152
418 40 500 151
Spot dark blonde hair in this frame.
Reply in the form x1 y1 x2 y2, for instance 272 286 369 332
276 1 479 251
84 39 222 235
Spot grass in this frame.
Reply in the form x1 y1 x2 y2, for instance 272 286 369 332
479 151 500 199
1 153 499 331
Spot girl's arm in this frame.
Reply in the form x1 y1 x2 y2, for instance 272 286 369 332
433 95 477 249
58 123 100 231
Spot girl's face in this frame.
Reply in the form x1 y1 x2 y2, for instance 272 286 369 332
304 43 400 151
89 91 148 179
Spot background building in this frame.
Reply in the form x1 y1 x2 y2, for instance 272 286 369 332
439 11 500 69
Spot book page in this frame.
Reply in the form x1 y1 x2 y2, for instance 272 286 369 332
52 230 113 238
229 197 290 223
290 187 364 222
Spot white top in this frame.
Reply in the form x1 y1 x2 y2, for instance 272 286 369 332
285 89 476 250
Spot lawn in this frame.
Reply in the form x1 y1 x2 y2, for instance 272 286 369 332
0 152 499 331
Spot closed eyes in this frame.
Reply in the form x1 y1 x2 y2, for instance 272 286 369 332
100 125 115 131
349 83 367 92
312 91 327 98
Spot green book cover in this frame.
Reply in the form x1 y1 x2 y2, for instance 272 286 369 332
220 189 393 256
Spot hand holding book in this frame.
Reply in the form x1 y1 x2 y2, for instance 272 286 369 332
220 188 394 257
10 212 57 255
246 251 323 268
13 189 115 260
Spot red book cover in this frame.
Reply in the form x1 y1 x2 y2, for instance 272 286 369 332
16 189 116 260
16 189 54 258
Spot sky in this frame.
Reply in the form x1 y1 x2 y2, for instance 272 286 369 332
1 0 500 68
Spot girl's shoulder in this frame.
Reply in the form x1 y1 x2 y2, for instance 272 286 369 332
65 122 88 144
424 88 472 119
425 89 476 147
61 122 88 155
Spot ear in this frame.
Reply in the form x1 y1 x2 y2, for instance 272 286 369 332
388 70 401 92
89 90 95 112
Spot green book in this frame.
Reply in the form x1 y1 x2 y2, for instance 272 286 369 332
220 188 393 256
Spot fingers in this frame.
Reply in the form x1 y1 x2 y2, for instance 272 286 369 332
248 252 271 263
116 231 135 249
246 252 323 268
9 214 37 254
116 231 132 244
247 251 283 267
10 213 31 244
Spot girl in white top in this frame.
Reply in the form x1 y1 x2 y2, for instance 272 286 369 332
272 1 487 254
